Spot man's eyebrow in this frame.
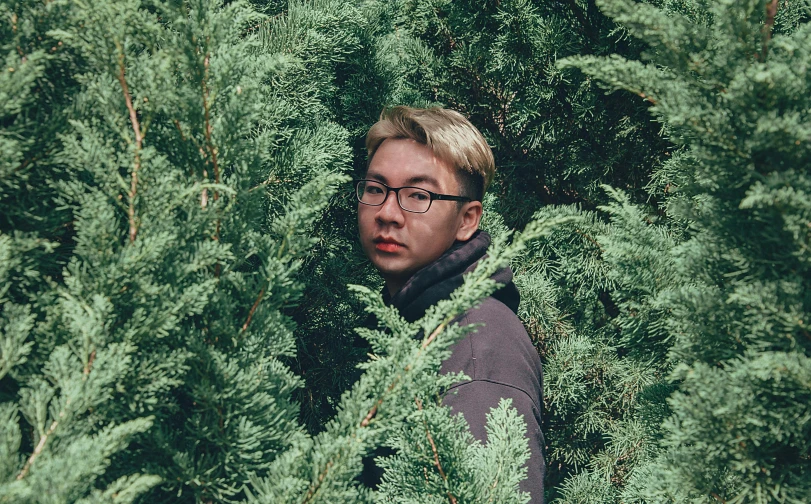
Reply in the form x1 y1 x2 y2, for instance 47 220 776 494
365 173 440 189
366 172 387 183
404 175 439 188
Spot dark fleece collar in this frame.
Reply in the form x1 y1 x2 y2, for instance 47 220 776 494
383 230 520 323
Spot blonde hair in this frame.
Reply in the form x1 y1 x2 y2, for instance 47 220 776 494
365 106 495 200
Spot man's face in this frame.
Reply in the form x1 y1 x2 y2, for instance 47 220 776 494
358 138 481 295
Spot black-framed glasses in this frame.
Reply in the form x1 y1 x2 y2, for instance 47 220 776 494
354 179 472 214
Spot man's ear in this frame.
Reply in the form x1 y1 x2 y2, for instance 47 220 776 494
455 201 483 242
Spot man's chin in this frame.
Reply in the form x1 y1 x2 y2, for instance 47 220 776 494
374 262 415 285
376 265 412 280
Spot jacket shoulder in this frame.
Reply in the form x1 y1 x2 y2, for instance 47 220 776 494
441 297 543 410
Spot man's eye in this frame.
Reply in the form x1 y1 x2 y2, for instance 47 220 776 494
409 192 429 201
365 186 384 194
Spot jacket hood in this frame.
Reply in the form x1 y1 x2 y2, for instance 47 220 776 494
383 230 520 323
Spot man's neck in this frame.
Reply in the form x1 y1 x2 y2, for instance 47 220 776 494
385 279 404 298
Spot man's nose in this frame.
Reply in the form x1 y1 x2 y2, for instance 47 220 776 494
375 189 405 224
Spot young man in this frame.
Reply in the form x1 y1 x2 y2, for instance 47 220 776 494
356 106 546 502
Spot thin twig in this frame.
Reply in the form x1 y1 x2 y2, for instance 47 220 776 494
361 377 401 427
83 350 96 376
201 54 220 196
17 400 68 481
421 321 449 350
201 53 222 278
116 45 143 243
638 91 657 106
575 228 604 253
173 119 187 141
14 155 36 173
300 461 334 504
241 287 266 332
761 0 779 60
416 398 457 504
17 420 58 480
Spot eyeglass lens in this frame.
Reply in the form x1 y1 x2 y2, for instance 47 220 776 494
357 180 432 213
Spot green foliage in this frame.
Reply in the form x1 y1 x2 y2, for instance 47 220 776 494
0 0 354 501
550 0 811 501
377 398 531 504
4 0 809 502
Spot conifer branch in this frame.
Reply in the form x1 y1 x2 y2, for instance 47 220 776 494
415 398 458 504
421 320 449 350
760 0 779 59
116 45 143 243
17 420 58 480
359 318 452 426
305 316 454 500
361 377 401 428
358 317 452 428
301 322 452 500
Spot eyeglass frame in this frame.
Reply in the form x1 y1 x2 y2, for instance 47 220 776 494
354 179 474 214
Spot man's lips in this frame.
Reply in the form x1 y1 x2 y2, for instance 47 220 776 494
373 237 405 252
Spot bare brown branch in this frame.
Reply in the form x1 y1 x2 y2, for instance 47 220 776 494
201 55 220 195
83 349 96 376
116 47 144 243
416 398 458 504
301 461 334 504
761 0 779 59
638 92 657 106
241 287 266 332
17 399 69 481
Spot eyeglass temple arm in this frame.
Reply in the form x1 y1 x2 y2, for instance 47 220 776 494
432 194 473 202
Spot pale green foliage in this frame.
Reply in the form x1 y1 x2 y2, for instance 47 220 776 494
0 0 351 501
376 398 530 504
514 200 666 491
7 0 808 501
552 0 811 502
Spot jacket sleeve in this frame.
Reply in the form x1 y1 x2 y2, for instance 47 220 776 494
442 379 546 504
